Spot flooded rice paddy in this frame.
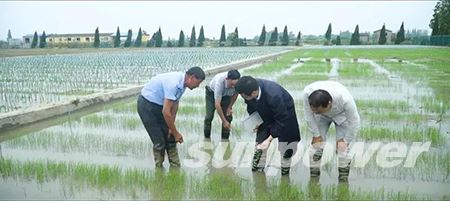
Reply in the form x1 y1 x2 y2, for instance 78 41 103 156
0 47 449 200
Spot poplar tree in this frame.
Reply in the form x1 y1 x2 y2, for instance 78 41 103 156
31 31 38 48
197 26 205 47
94 27 100 48
178 30 185 47
258 25 266 46
134 27 143 47
189 26 196 47
114 26 121 47
124 29 132 47
219 25 226 47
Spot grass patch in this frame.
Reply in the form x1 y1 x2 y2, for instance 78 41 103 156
339 62 375 78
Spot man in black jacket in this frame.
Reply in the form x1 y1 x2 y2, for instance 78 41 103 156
235 76 301 175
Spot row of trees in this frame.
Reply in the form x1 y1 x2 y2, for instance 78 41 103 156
324 22 406 45
92 24 300 48
24 21 418 48
28 31 48 48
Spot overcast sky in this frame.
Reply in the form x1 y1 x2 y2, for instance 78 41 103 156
0 1 437 40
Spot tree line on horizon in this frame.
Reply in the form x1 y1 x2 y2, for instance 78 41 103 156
21 20 426 49
21 24 300 49
17 22 420 49
5 0 449 49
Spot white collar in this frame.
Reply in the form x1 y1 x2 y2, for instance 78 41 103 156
256 86 261 100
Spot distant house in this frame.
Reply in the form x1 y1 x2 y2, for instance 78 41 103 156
7 38 22 48
359 32 370 44
22 34 37 48
47 33 113 44
373 29 395 44
23 33 114 48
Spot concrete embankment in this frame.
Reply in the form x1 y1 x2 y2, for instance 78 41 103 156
0 49 292 131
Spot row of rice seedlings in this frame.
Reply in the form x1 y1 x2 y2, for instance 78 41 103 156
296 48 352 59
359 127 445 147
356 100 410 112
1 47 290 113
276 57 331 88
341 79 398 88
278 73 329 88
351 149 449 183
110 101 137 114
177 104 204 115
338 62 377 78
381 61 449 114
180 95 205 104
1 130 150 157
293 59 331 74
344 47 444 61
243 50 301 75
419 96 449 114
188 173 244 200
361 111 424 124
1 157 437 200
80 113 142 130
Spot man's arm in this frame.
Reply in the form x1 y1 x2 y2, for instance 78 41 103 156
214 98 230 129
303 93 323 146
341 100 360 143
163 99 183 143
226 93 239 116
303 93 321 137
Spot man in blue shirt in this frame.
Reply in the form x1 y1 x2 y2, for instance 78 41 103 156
137 66 205 168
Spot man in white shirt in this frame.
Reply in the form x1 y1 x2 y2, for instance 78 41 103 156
204 70 240 140
303 80 360 182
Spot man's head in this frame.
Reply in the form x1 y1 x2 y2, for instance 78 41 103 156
235 76 259 101
308 89 332 114
185 66 205 90
226 70 241 88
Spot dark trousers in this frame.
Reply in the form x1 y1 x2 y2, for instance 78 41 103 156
204 86 233 139
137 95 177 151
253 127 298 175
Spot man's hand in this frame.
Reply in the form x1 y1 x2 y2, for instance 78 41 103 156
336 138 347 152
256 135 273 150
169 130 184 144
226 107 233 116
311 136 323 148
253 125 259 133
222 120 231 130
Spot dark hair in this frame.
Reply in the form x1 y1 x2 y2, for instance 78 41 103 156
308 89 332 108
235 76 258 96
186 66 205 80
227 70 241 80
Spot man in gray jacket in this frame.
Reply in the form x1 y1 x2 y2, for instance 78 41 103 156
303 80 360 182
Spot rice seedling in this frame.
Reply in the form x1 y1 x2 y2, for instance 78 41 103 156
357 100 410 112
